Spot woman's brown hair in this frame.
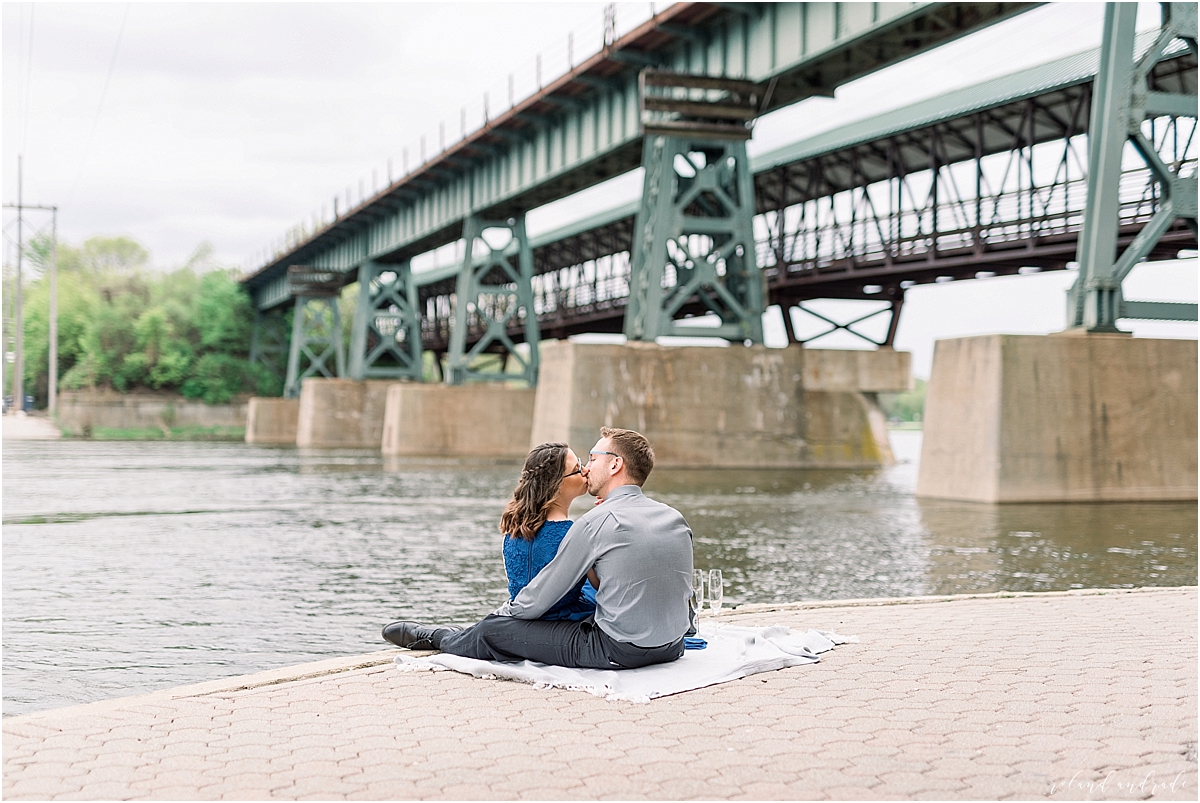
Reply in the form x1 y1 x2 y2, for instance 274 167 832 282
500 442 569 541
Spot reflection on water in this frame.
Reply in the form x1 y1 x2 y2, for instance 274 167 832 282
918 501 1196 594
3 432 1194 716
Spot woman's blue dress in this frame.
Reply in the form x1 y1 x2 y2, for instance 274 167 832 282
503 520 597 621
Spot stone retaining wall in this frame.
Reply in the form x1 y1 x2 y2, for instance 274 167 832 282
55 391 248 436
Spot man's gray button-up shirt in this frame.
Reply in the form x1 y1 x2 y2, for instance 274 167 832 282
493 485 694 647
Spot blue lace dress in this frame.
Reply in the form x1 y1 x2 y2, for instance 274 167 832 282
503 520 598 621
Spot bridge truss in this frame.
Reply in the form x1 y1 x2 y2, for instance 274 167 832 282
252 11 1196 386
411 35 1196 355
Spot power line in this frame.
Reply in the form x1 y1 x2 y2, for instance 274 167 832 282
67 2 130 202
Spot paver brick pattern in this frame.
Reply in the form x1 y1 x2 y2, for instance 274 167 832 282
4 587 1195 800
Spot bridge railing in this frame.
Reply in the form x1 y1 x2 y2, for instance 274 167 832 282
761 161 1195 278
413 143 1195 351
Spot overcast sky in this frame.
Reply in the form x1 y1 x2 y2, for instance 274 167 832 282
3 1 1195 377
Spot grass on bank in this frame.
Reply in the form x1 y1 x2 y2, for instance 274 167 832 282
76 425 246 441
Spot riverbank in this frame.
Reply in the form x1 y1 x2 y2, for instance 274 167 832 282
79 424 245 441
1 414 63 441
1 416 245 441
5 587 1195 800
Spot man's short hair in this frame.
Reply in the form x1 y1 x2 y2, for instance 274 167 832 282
600 426 655 485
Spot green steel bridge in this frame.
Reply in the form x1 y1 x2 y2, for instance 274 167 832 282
240 2 1197 393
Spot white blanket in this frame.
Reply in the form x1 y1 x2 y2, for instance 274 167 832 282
394 623 858 703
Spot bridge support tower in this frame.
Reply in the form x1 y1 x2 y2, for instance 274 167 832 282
282 268 346 400
918 3 1198 503
445 214 540 385
1068 2 1197 331
348 260 424 382
248 268 348 447
248 309 289 393
375 214 541 456
625 71 766 344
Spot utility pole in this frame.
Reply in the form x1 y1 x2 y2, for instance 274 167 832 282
48 209 58 415
13 156 23 415
4 173 59 416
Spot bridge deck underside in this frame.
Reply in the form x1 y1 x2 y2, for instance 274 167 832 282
414 47 1196 353
243 2 1039 312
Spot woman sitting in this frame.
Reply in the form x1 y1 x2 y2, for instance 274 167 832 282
501 442 597 621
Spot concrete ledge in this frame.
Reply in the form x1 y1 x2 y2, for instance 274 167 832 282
4 587 1194 802
917 334 1198 502
244 398 299 445
55 390 247 436
530 341 896 468
804 347 912 392
381 384 535 458
296 379 394 449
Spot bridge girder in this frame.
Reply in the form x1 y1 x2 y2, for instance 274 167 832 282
414 26 1197 353
243 2 1037 312
250 6 1197 372
1069 2 1199 332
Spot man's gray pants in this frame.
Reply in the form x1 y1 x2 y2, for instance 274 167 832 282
439 615 684 669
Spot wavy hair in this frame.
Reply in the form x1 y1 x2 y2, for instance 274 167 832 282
499 442 570 541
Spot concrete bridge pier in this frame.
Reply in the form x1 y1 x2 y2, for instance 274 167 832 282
916 334 1198 503
246 379 537 456
245 397 299 445
292 378 393 449
380 384 535 458
530 341 910 469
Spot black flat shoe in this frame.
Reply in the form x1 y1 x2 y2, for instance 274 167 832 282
382 621 463 650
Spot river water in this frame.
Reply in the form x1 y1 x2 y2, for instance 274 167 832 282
3 432 1195 716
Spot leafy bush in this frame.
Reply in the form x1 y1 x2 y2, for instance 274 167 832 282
879 377 927 424
16 235 263 406
180 353 251 404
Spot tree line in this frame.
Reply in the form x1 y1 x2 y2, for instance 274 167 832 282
9 235 284 407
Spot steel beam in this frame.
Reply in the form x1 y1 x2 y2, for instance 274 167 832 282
625 134 765 343
283 295 345 399
1068 2 1198 332
244 3 1035 312
249 308 289 387
1121 300 1199 320
348 260 424 382
445 214 540 385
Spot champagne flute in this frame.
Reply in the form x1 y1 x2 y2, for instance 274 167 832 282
692 569 705 630
708 569 724 615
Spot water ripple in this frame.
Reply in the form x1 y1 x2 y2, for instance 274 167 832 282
3 434 1194 717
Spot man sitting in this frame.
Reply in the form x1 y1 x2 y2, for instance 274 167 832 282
382 427 694 670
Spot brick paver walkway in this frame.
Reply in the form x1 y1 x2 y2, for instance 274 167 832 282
4 587 1195 800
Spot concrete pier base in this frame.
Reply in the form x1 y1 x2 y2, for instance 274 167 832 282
916 334 1198 502
296 379 394 449
381 384 535 458
530 341 910 469
244 398 299 445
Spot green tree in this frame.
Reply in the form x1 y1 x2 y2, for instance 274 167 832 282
81 235 149 273
879 377 927 424
195 270 253 352
21 235 263 406
181 353 252 404
19 262 96 401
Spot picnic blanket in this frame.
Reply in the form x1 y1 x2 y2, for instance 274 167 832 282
394 622 857 703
